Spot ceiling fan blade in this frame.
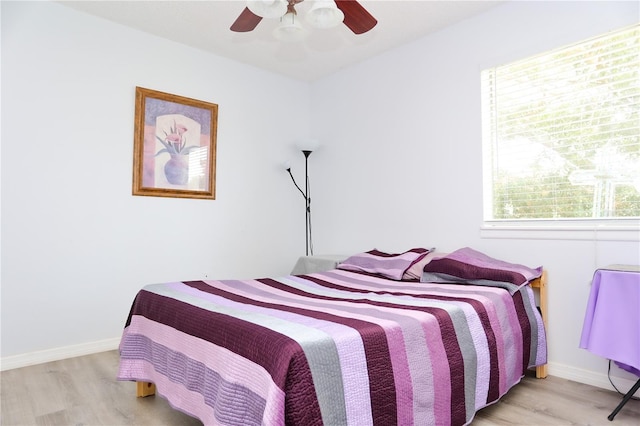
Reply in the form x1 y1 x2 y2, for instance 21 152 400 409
335 0 377 34
230 7 263 32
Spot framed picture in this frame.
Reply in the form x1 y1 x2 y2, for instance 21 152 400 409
132 87 218 199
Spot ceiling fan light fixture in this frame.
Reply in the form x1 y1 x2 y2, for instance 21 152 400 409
273 11 308 42
305 0 344 29
247 0 287 19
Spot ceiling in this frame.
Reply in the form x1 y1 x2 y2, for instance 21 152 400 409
58 0 505 82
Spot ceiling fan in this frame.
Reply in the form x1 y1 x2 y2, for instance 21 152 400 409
230 0 377 38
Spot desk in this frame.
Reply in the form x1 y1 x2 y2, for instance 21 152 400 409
580 265 640 421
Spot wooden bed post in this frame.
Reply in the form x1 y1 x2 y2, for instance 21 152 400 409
530 270 548 379
136 381 156 397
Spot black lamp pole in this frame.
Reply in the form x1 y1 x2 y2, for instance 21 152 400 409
286 150 313 256
302 150 312 256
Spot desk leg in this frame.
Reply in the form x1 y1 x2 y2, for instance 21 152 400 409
607 378 640 421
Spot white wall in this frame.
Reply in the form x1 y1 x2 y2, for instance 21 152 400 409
1 0 311 362
2 0 639 396
310 1 640 392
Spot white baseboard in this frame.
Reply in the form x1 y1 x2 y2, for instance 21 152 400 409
548 361 640 397
0 337 120 371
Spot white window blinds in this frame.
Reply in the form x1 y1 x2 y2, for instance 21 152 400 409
481 24 639 221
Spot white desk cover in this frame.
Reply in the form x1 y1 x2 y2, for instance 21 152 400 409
291 255 348 275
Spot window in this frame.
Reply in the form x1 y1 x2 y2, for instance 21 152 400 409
481 25 639 224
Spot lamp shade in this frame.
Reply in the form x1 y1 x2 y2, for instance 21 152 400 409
247 0 287 19
273 11 308 42
305 0 344 29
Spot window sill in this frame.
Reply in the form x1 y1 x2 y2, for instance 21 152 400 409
481 220 640 241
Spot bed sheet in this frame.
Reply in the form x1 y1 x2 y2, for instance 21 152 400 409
118 269 546 426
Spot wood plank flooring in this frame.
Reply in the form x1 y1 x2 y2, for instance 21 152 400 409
1 350 639 425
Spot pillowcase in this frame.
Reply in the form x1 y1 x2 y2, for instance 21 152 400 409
338 248 433 281
402 250 443 281
421 247 542 292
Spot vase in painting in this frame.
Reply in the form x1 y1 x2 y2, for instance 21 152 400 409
164 154 189 185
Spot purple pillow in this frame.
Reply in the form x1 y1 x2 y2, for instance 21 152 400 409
338 248 432 280
421 247 542 291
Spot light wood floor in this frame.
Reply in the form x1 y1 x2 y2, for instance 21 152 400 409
1 350 639 425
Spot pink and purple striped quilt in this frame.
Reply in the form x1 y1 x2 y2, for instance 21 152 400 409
118 268 546 426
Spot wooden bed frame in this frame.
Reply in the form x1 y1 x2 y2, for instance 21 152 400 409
530 269 548 379
135 269 549 398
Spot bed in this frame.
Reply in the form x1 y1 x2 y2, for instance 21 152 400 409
118 247 547 425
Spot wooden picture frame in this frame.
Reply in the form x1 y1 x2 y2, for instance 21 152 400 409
132 87 217 199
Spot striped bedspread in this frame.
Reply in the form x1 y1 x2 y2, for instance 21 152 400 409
118 269 546 426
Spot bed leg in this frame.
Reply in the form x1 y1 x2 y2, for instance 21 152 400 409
136 381 156 397
536 364 548 379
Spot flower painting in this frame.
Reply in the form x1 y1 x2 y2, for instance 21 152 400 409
153 115 202 187
132 87 218 199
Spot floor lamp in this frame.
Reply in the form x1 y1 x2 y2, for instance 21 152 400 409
286 141 317 256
